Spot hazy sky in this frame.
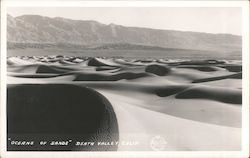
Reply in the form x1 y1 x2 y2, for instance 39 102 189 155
7 7 242 35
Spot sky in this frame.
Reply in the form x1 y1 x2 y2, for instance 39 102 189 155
7 7 242 35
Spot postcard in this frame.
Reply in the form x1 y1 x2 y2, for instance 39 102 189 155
0 0 249 157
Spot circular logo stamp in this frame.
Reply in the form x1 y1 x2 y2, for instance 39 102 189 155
150 135 167 151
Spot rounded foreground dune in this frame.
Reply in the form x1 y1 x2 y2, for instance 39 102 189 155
7 84 119 151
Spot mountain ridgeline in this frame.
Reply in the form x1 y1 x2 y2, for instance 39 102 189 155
7 14 241 53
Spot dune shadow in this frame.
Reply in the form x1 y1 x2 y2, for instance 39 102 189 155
175 86 242 104
145 64 171 76
7 84 119 151
192 72 242 83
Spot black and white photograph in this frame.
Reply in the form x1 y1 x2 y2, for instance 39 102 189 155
0 0 249 157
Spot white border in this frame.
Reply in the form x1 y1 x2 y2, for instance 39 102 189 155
1 1 249 158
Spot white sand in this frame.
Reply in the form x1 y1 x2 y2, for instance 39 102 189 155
99 90 241 151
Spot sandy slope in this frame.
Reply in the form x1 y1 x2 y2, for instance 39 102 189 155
6 56 242 151
99 90 240 151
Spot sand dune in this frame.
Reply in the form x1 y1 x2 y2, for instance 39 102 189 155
219 64 242 72
176 65 225 72
145 64 171 76
88 57 121 67
74 72 153 81
99 90 241 151
7 56 242 151
192 72 242 83
175 85 242 104
7 84 118 151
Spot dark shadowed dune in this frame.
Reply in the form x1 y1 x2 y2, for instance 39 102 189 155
95 66 119 71
58 60 76 65
7 60 15 66
229 73 242 79
153 84 241 104
155 85 188 97
8 64 78 74
175 86 242 104
8 65 41 73
8 73 58 78
74 72 153 81
135 59 155 63
110 66 145 74
36 65 78 74
7 84 119 151
178 60 226 65
176 66 222 72
145 64 171 76
192 72 242 83
218 65 242 72
88 58 116 67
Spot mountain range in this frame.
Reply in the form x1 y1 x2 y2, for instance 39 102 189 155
7 14 241 53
